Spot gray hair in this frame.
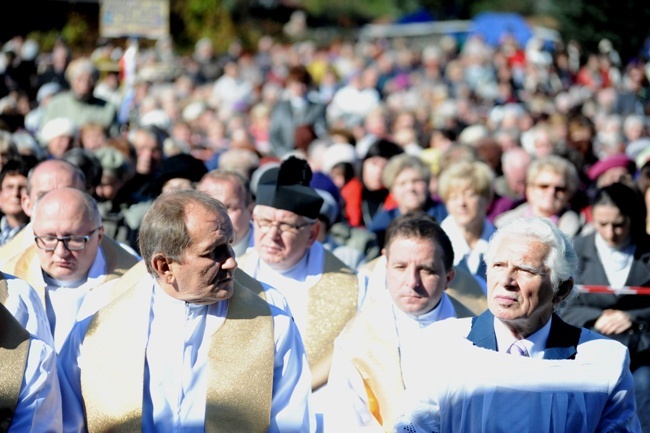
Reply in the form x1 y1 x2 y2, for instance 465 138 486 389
526 155 580 197
199 169 253 205
381 154 431 190
484 216 578 295
65 57 98 83
139 189 229 274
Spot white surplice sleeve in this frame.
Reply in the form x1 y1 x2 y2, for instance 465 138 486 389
57 315 90 433
10 336 62 433
4 273 54 347
324 336 383 433
269 303 314 433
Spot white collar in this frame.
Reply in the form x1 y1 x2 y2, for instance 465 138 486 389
493 315 552 358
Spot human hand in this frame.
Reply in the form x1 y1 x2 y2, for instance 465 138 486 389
594 309 633 335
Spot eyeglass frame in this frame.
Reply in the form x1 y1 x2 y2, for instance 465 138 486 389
34 227 102 251
253 217 314 235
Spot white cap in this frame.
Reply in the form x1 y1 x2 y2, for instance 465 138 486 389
39 118 76 146
322 142 358 174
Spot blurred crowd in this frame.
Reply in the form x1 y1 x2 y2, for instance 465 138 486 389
0 32 649 257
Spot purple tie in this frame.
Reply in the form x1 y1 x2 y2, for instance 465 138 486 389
507 340 529 357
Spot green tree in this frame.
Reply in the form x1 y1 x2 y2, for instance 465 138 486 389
171 0 237 52
549 0 650 62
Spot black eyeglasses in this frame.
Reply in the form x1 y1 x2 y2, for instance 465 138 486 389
253 217 312 235
34 227 102 251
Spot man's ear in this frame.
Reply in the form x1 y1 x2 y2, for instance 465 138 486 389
444 268 456 289
96 226 104 244
554 278 574 305
306 221 320 247
21 193 32 217
151 253 175 284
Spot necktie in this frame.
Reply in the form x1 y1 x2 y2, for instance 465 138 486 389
507 340 529 357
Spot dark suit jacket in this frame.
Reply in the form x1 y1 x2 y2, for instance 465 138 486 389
269 98 327 157
560 232 650 367
467 310 582 360
561 232 650 329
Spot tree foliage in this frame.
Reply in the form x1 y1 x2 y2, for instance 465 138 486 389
549 0 650 62
171 0 237 52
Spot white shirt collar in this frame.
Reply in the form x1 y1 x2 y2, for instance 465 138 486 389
493 315 552 358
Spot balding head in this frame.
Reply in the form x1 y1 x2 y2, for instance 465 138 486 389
32 187 103 282
22 159 86 217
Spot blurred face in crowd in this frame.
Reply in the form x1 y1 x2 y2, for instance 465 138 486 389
253 204 318 270
446 185 487 229
592 204 631 248
0 174 27 220
525 169 570 218
386 235 455 316
47 135 74 159
132 130 163 175
96 173 123 202
596 167 633 188
33 188 103 282
22 160 85 217
71 70 94 100
198 176 252 246
362 156 387 191
392 168 429 214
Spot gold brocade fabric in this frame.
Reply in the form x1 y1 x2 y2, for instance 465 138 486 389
343 295 405 432
205 284 274 433
306 252 358 389
238 249 359 389
80 275 274 433
0 302 30 433
0 223 31 264
0 272 8 305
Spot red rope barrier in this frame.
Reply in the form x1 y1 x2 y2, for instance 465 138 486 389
576 284 650 295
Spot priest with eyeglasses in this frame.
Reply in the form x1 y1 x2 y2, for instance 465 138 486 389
1 187 138 352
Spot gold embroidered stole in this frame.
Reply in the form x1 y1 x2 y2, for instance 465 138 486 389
98 236 140 280
306 251 358 389
344 296 404 432
205 282 273 433
5 236 138 306
446 266 487 316
0 301 30 433
238 250 358 389
81 277 274 433
0 272 8 305
0 224 31 264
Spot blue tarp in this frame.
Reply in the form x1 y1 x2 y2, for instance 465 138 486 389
469 12 532 47
396 8 436 25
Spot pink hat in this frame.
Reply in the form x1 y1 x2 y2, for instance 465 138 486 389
587 154 636 181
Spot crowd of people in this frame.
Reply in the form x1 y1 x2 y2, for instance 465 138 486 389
0 25 648 432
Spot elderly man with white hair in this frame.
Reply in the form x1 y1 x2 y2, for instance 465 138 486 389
40 57 119 136
394 217 641 432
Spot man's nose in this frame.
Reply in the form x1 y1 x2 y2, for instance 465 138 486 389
53 239 70 256
405 268 421 289
497 268 516 289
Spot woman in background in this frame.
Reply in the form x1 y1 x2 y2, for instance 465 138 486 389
438 159 495 292
561 182 650 432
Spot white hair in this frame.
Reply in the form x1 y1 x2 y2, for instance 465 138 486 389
485 217 577 294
